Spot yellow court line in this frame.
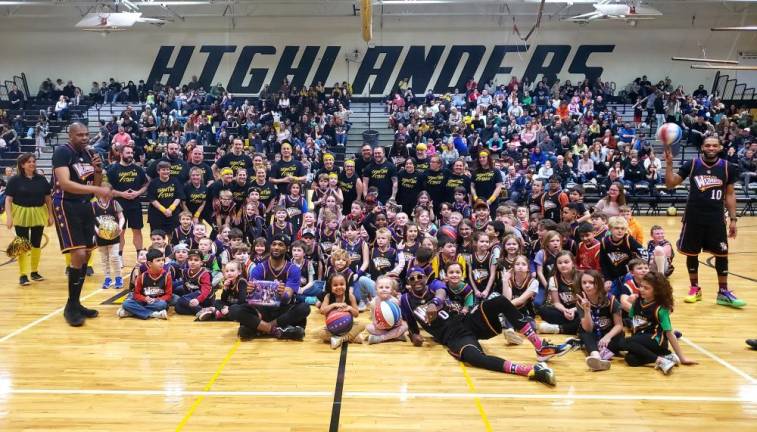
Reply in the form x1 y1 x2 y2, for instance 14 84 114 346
458 362 493 432
175 339 241 432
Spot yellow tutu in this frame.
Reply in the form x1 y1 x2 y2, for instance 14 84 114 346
11 204 48 228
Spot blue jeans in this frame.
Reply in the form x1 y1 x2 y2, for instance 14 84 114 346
351 276 376 304
533 285 547 309
295 281 324 303
174 291 211 315
122 297 168 319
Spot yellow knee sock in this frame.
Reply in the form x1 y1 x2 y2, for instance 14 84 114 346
88 254 94 267
65 254 71 267
30 248 41 273
17 252 30 277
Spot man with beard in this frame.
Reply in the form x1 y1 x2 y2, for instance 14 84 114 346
362 146 397 204
230 234 310 341
665 136 744 308
354 143 374 177
270 142 307 195
187 143 213 186
399 267 566 385
147 141 189 183
52 122 112 326
107 145 148 253
212 138 253 179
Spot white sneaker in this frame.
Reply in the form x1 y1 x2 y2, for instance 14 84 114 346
366 334 382 345
151 310 168 320
586 355 611 371
357 301 367 312
117 307 131 318
656 357 675 375
503 328 524 345
538 322 560 334
663 353 681 366
330 336 343 349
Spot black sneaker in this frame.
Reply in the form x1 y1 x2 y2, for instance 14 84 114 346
238 325 256 341
564 337 583 352
64 305 85 327
19 275 30 286
275 326 305 340
528 362 556 386
747 339 757 350
30 272 45 282
78 304 99 318
86 266 94 276
536 340 571 362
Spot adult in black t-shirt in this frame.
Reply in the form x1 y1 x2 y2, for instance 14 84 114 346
362 146 398 203
424 155 449 213
397 158 426 215
52 122 112 326
187 145 214 186
5 153 52 285
249 167 279 214
312 153 340 189
147 142 189 183
212 138 253 179
146 160 185 234
338 160 362 215
270 142 306 194
8 84 24 110
106 145 148 253
230 170 251 210
444 158 472 202
183 166 210 225
354 144 375 178
471 151 503 207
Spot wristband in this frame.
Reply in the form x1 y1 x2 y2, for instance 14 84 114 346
194 211 201 219
169 204 177 212
157 204 167 213
431 297 443 308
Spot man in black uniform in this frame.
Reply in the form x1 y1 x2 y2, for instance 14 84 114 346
665 136 744 308
107 145 148 254
362 146 397 204
399 267 567 386
212 138 253 179
187 144 214 186
52 122 112 326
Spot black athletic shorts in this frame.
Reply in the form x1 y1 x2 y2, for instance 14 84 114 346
122 205 144 229
446 334 483 359
53 198 96 253
677 220 728 257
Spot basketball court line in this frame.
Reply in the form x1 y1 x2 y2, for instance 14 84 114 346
0 289 102 343
459 362 493 432
328 342 349 432
0 387 754 403
175 339 240 432
681 336 757 385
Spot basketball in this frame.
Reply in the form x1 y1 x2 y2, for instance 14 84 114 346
373 300 401 330
666 206 678 216
97 218 120 241
656 123 682 147
438 224 458 241
325 310 354 335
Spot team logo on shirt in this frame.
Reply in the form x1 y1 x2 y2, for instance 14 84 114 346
72 161 95 181
606 251 630 266
693 175 723 192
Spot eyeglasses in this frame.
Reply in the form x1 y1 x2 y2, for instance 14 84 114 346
408 273 426 282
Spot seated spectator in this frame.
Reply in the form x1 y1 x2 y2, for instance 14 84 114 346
54 95 69 120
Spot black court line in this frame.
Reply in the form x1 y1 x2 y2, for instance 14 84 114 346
329 342 349 432
101 289 129 305
703 257 757 283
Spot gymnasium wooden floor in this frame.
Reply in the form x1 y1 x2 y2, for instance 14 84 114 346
0 216 755 431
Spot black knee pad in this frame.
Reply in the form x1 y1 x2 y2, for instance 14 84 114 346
686 255 699 274
715 256 728 277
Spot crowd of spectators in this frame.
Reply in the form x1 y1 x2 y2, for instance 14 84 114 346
384 75 755 200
